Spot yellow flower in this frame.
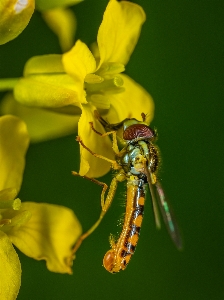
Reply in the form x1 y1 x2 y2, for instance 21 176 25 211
11 0 154 177
0 115 82 299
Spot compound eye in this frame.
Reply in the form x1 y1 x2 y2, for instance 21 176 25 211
123 124 154 141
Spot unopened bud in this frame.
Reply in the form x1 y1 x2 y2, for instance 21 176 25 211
0 0 35 45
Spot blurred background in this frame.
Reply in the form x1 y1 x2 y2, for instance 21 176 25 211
0 1 223 299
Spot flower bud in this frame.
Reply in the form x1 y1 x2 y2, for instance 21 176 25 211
0 0 35 45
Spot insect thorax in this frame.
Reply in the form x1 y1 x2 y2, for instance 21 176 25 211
148 143 159 174
116 140 159 178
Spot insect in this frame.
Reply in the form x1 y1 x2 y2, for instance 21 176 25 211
72 112 182 273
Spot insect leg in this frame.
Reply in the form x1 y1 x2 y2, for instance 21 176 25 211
141 112 146 122
89 122 120 155
72 171 108 208
76 136 120 170
71 170 126 255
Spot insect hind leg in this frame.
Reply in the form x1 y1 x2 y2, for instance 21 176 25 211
71 171 125 256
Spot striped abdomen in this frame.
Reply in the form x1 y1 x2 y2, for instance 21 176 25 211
103 179 145 273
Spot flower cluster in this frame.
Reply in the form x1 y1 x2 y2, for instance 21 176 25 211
1 0 154 178
0 115 82 299
0 0 154 298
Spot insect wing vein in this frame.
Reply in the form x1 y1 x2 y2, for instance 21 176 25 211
155 181 182 250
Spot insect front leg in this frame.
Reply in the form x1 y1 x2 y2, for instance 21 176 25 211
89 122 120 155
76 136 120 170
71 170 126 256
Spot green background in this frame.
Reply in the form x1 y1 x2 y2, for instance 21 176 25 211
0 1 223 299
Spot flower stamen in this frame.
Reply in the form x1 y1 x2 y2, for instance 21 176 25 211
0 198 21 210
85 76 123 94
0 219 11 227
96 62 125 76
85 74 104 84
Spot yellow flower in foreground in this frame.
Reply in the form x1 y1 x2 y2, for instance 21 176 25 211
0 115 82 299
13 0 154 178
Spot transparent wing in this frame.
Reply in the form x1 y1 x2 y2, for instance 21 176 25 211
147 179 161 230
144 167 161 229
155 180 183 250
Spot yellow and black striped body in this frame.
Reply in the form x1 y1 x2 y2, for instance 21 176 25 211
102 127 158 273
101 117 181 273
74 115 182 274
103 178 145 273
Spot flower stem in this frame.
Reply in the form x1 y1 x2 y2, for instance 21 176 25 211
0 78 19 91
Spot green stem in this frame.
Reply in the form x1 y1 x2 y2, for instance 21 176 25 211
0 78 19 91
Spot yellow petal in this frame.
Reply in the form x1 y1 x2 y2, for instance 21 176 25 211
1 93 79 143
0 188 17 201
0 115 29 191
62 40 96 103
97 0 146 68
42 8 76 52
63 40 96 80
0 0 35 45
24 54 64 76
0 231 21 300
8 202 82 274
14 74 84 108
104 74 154 125
78 104 114 178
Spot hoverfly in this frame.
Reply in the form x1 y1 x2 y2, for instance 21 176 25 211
72 112 182 273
